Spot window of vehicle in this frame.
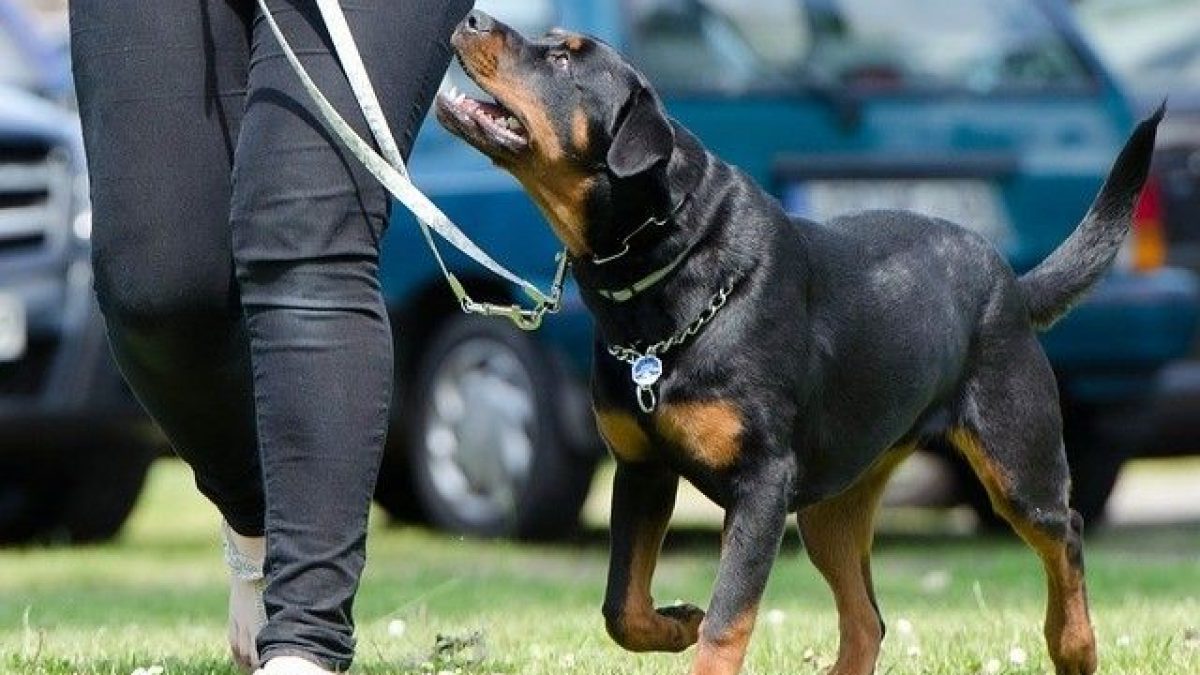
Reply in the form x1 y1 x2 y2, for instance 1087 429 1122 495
1078 0 1200 91
626 0 1095 95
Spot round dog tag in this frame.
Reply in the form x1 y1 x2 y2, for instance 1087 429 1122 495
631 355 663 387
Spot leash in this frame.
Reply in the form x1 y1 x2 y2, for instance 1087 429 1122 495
607 278 738 412
256 0 568 331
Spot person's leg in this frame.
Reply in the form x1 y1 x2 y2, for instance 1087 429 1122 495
234 1 471 669
70 2 270 667
69 0 262 534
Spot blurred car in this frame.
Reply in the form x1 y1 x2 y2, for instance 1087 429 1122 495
0 0 71 101
1078 0 1200 275
0 1 151 545
1077 0 1200 460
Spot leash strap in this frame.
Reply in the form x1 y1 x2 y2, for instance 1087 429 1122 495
256 0 567 328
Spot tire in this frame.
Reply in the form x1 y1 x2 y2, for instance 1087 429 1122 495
403 315 597 540
0 425 154 545
373 434 426 523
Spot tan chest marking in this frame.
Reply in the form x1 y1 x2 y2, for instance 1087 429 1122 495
517 169 593 257
595 409 651 463
655 401 744 470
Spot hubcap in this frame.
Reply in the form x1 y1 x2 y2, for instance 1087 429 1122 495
422 337 536 528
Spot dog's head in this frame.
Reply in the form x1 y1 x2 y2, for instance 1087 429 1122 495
436 10 675 257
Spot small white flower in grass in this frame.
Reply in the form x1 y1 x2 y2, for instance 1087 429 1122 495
895 617 914 636
982 657 1002 674
387 618 407 638
906 644 921 658
1009 646 1027 666
1117 634 1132 647
801 648 816 663
765 609 786 626
920 569 951 593
560 653 576 668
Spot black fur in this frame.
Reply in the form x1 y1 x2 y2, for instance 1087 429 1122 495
1020 103 1165 328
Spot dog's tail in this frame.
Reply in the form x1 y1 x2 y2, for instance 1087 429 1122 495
1019 104 1165 330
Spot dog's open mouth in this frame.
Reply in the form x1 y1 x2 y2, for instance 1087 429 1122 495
436 84 529 155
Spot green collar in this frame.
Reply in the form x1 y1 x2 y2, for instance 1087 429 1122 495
594 243 694 302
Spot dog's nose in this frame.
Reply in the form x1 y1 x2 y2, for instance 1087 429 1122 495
463 10 495 34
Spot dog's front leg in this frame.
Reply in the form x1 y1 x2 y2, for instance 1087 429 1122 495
602 460 704 652
691 465 791 675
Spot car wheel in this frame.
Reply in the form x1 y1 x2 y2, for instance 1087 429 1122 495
0 426 154 545
373 434 426 523
405 315 597 540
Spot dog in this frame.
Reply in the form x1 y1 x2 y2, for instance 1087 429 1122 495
435 9 1161 675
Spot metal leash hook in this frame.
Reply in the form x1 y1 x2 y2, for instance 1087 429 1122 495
455 252 569 331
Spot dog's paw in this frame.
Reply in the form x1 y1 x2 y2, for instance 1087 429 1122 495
656 603 705 648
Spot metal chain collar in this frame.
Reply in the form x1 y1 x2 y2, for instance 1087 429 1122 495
607 279 737 412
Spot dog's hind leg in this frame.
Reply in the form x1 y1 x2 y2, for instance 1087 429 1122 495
797 447 912 675
949 335 1097 675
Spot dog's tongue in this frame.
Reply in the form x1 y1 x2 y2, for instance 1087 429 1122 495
473 99 526 134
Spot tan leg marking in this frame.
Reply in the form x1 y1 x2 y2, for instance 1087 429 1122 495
655 401 743 470
690 606 758 675
609 516 704 652
595 409 651 463
798 446 912 675
947 429 1096 674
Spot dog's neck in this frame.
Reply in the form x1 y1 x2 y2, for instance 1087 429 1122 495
573 124 750 349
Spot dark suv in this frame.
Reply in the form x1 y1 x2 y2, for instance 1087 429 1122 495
0 5 151 544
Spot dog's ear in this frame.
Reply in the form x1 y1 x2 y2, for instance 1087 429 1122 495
606 84 674 179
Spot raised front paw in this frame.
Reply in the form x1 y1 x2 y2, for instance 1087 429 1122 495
656 603 705 648
607 603 706 653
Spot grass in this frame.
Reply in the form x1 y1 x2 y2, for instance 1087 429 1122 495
2 460 1198 674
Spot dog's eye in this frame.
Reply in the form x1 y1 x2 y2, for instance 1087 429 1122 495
550 50 571 71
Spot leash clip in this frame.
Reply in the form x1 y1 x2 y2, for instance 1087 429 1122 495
458 250 570 331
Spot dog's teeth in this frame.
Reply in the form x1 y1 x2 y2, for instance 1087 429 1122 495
506 117 522 130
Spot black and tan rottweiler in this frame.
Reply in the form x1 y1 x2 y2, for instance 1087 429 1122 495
435 10 1161 675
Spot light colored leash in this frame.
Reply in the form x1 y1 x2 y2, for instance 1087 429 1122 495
256 0 567 330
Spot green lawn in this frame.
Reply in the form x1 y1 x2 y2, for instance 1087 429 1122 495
2 460 1198 675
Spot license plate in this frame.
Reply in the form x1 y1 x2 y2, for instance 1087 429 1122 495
783 179 1013 247
0 292 27 362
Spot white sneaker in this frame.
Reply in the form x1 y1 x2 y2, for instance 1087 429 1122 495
221 521 267 671
253 655 339 674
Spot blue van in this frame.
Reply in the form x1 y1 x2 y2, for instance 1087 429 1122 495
381 0 1198 537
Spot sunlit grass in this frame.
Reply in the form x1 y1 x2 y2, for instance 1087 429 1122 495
2 459 1198 674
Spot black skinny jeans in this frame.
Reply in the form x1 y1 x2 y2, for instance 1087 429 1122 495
69 0 471 668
